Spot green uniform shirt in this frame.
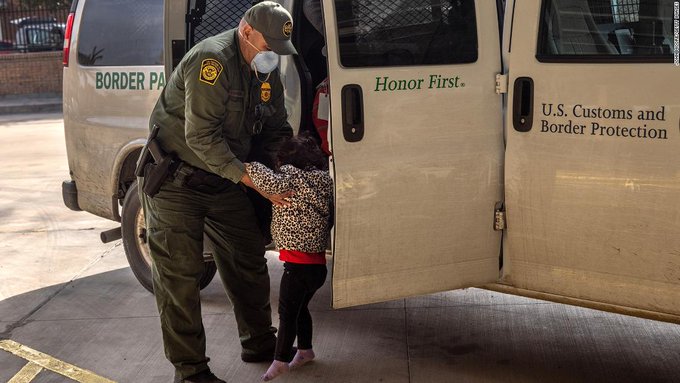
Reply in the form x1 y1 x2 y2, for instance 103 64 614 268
150 29 293 184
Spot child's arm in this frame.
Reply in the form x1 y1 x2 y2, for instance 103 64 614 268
245 162 292 195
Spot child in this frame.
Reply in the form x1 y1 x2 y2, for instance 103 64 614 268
245 134 333 382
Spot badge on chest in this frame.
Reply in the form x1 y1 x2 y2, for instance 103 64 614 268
260 82 271 103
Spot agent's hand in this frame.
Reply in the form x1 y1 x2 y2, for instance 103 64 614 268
240 171 257 189
241 171 292 207
268 190 293 207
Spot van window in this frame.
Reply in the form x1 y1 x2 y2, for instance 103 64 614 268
191 0 252 45
537 0 675 61
333 0 478 67
77 0 163 66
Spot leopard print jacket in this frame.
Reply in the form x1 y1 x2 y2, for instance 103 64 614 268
246 162 333 253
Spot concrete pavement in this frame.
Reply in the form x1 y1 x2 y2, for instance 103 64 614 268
1 114 679 382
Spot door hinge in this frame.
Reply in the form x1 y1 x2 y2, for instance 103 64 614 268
494 202 506 231
495 73 508 94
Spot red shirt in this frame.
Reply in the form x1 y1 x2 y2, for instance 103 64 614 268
279 249 326 265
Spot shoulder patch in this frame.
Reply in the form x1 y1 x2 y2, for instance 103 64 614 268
199 58 223 85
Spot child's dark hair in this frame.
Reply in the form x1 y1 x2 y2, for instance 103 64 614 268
276 133 328 171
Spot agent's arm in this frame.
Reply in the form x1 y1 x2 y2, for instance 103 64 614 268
183 51 245 183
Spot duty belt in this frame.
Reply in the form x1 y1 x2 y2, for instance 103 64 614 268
136 124 235 196
171 162 235 194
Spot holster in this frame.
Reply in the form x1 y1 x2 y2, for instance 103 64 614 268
142 154 179 197
135 125 160 178
135 125 178 198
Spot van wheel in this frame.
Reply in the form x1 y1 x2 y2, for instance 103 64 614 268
121 181 217 293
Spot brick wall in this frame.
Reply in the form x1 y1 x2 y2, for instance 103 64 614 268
0 51 62 96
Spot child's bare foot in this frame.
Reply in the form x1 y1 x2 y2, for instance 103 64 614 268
288 349 315 369
261 360 289 381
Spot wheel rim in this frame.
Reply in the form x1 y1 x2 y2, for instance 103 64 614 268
133 203 214 267
134 207 153 268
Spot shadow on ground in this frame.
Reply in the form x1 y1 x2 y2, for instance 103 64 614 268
1 256 679 383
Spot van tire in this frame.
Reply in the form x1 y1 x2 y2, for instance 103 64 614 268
121 181 217 293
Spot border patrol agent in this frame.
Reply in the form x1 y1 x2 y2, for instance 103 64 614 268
138 2 296 382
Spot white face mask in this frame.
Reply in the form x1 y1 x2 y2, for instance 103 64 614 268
242 31 280 74
251 50 279 74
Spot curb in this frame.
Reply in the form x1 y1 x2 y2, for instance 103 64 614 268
0 102 62 115
0 94 63 115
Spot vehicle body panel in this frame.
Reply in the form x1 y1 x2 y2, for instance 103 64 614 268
63 0 163 220
63 0 680 322
503 0 680 318
323 0 504 308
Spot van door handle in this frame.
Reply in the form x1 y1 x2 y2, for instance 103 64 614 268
513 77 534 132
342 84 364 142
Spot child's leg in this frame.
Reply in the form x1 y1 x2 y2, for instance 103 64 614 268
289 293 316 370
263 264 306 381
290 265 327 369
274 265 306 362
295 292 316 350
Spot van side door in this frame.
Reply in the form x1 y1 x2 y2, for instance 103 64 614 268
323 0 505 308
504 0 680 319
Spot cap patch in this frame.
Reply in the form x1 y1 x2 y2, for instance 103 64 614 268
199 58 223 85
283 21 293 37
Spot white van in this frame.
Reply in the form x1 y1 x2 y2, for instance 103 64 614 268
64 0 680 323
316 0 680 322
62 0 172 292
62 0 309 292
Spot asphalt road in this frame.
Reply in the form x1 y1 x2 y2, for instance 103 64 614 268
0 113 679 383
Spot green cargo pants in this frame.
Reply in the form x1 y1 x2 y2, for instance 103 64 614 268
140 177 276 379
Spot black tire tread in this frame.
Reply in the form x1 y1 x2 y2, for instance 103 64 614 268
121 181 217 294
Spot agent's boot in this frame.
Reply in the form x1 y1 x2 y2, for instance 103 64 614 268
241 347 274 363
174 370 226 383
242 346 296 363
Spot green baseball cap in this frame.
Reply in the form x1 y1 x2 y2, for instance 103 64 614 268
244 1 297 55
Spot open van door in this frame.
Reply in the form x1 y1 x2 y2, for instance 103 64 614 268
504 0 680 320
323 0 504 308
